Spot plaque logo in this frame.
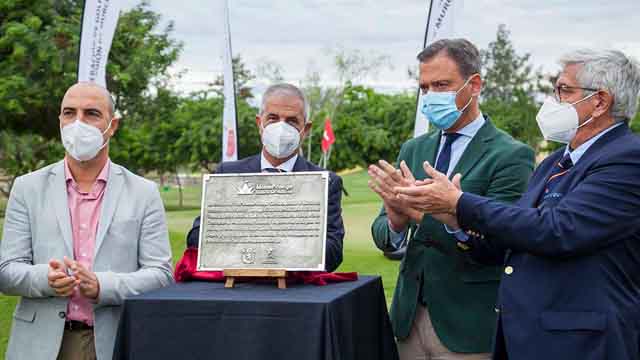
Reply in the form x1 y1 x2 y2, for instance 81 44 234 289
241 248 256 264
236 181 255 195
263 248 278 264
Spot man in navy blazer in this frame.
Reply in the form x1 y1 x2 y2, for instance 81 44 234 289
186 83 345 272
393 49 640 359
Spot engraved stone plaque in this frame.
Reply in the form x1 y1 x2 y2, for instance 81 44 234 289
196 172 328 271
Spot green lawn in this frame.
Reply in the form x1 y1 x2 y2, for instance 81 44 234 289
0 170 398 357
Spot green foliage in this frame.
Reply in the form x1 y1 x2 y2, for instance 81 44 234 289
0 0 182 139
318 84 415 170
212 55 256 99
481 24 550 151
630 102 640 134
481 89 541 150
0 131 63 198
110 87 261 175
481 24 550 102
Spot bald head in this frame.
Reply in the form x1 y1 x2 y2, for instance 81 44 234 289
62 82 115 116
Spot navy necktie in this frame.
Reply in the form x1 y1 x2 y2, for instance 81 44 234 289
435 133 462 175
263 168 285 173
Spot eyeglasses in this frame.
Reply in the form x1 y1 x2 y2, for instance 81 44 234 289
554 84 599 102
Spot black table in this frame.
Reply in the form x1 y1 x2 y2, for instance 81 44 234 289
113 275 398 360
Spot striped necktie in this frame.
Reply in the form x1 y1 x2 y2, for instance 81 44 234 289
545 154 573 194
536 153 573 207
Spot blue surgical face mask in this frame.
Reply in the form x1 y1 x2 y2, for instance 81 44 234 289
420 76 476 130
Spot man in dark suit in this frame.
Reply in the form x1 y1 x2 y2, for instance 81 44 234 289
394 49 640 359
369 39 535 359
186 83 345 272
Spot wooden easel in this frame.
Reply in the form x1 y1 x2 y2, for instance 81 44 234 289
223 269 288 289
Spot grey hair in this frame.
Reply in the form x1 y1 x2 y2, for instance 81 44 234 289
559 49 640 121
260 83 310 122
417 38 481 78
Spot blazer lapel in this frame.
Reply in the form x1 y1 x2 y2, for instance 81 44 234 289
247 154 262 172
450 118 495 179
412 132 440 180
95 163 125 256
524 151 562 207
50 161 74 255
292 155 310 172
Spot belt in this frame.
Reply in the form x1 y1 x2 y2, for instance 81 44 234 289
65 320 93 331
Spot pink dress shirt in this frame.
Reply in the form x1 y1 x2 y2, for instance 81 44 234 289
64 158 110 326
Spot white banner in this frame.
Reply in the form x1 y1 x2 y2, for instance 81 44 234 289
414 0 463 138
78 0 122 87
221 0 238 162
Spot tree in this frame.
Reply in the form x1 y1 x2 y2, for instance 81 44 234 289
212 55 256 99
306 84 415 171
300 48 392 166
0 132 63 199
172 92 261 174
0 1 182 198
481 24 549 102
480 24 550 151
0 1 182 139
256 59 284 83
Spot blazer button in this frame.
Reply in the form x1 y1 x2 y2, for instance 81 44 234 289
494 307 500 313
58 311 66 319
504 266 514 275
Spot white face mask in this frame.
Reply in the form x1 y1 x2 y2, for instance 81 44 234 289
61 119 112 162
261 121 302 159
535 93 596 144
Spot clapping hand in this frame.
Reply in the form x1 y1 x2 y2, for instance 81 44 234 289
394 161 464 229
368 160 424 227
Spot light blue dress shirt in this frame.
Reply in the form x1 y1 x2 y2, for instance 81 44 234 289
388 114 486 249
564 122 624 164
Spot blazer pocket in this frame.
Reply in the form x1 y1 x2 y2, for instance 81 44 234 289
13 304 36 323
106 219 141 266
540 311 606 331
460 265 502 283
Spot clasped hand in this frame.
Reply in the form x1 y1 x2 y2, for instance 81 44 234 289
47 256 100 300
368 160 464 229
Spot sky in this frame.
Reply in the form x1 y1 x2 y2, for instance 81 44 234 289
119 0 640 95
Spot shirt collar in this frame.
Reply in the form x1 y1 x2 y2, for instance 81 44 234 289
441 113 485 139
260 152 298 172
564 122 624 164
64 157 111 189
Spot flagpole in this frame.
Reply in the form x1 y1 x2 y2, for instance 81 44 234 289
224 0 239 159
413 0 435 137
77 0 88 81
423 0 435 49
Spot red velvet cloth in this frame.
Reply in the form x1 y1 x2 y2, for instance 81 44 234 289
174 247 358 286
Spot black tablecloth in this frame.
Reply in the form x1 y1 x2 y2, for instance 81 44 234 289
113 275 398 360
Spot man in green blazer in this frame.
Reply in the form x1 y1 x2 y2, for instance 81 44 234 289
369 39 535 359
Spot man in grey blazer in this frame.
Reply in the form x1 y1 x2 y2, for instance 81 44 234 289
0 82 174 360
